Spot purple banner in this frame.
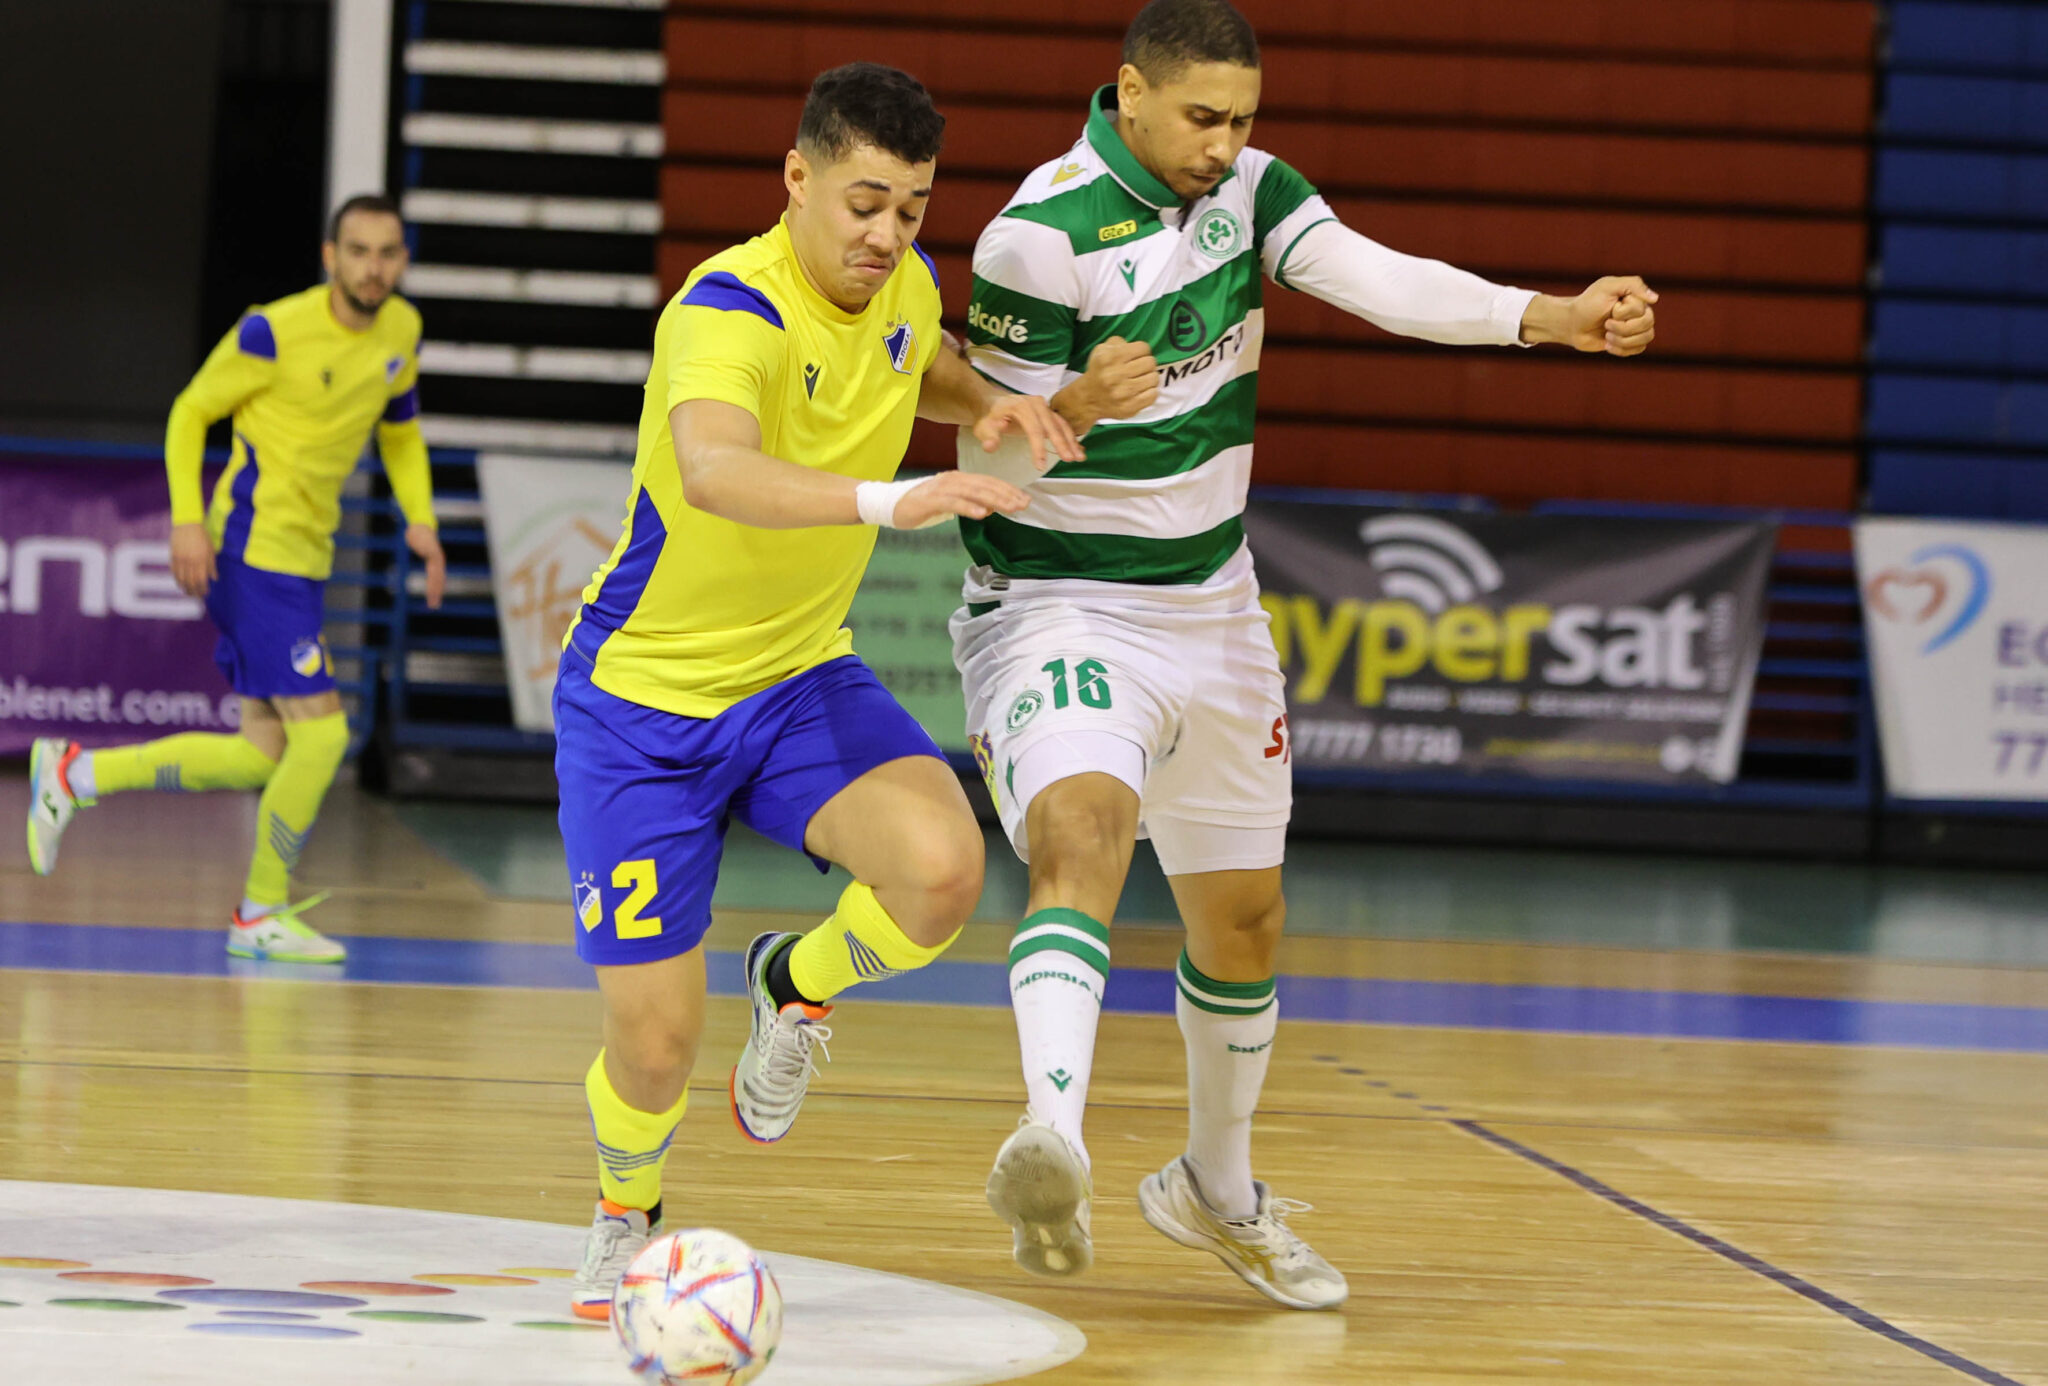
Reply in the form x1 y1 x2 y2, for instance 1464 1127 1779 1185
1 449 236 755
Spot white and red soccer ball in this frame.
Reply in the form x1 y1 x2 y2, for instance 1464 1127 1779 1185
611 1228 783 1385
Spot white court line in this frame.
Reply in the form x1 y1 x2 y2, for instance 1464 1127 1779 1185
404 112 662 157
402 188 661 234
404 40 664 84
404 264 659 307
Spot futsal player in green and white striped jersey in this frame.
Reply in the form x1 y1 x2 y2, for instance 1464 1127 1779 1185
955 0 1658 1309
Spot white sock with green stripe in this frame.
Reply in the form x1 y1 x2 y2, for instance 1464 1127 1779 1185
1175 950 1278 1221
1008 907 1111 1167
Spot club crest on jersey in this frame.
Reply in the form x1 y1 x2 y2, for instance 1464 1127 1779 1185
1193 208 1245 260
1006 689 1043 733
882 316 916 374
289 638 327 679
574 872 602 931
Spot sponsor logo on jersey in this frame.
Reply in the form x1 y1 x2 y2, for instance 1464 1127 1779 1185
1006 689 1043 732
803 361 821 398
882 316 916 374
1167 301 1210 353
1098 219 1138 243
967 303 1030 344
1193 208 1245 260
1159 319 1247 386
1051 161 1086 186
386 356 404 380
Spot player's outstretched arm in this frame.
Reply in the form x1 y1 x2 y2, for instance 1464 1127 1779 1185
918 343 1086 473
673 397 1033 531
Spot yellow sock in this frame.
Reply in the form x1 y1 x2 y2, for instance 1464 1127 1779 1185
89 733 277 798
788 881 958 1002
243 713 346 907
586 1050 688 1211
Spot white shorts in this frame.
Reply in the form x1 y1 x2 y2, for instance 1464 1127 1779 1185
950 547 1290 876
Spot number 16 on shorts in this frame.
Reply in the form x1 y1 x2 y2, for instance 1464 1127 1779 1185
1007 657 1114 733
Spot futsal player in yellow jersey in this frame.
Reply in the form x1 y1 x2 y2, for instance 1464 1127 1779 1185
24 195 449 964
556 63 1082 1320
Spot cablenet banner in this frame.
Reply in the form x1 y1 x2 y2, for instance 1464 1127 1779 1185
0 451 238 755
1243 504 1776 783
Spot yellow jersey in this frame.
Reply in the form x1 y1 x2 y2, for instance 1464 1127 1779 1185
566 218 943 717
165 283 436 580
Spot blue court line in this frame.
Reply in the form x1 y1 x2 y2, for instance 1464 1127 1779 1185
4 921 2048 1053
1459 1120 2029 1386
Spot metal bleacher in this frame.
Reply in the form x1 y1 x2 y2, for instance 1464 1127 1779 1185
1869 0 2048 522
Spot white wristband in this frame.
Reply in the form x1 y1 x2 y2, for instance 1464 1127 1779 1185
854 477 929 529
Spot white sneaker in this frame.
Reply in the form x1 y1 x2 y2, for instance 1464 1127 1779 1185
570 1199 660 1322
227 893 345 964
1138 1156 1349 1310
986 1116 1092 1277
729 932 832 1144
25 737 86 876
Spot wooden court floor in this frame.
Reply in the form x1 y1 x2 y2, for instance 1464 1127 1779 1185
4 774 2047 1384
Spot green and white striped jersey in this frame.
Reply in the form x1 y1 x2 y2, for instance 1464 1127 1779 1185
959 85 1336 586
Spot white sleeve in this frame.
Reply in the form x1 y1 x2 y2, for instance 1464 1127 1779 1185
1276 218 1537 348
963 215 1081 399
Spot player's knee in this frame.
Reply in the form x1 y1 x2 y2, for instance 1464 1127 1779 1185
891 827 984 943
1031 791 1130 877
283 711 349 773
607 1011 699 1091
1204 893 1286 975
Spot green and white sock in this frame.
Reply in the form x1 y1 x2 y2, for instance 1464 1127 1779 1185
1008 908 1111 1167
1175 950 1277 1220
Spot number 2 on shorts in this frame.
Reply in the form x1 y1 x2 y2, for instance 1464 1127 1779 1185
1043 657 1113 711
611 860 664 939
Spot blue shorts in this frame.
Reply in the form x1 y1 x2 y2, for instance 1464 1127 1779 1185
554 654 945 965
204 552 335 700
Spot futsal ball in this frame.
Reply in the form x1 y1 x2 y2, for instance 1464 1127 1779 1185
611 1228 783 1385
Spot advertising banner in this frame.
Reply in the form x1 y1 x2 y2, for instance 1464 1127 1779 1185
478 460 972 751
0 452 237 755
1243 504 1776 783
1856 517 2048 801
476 454 635 733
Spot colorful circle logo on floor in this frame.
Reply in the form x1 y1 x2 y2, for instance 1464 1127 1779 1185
0 1181 1082 1385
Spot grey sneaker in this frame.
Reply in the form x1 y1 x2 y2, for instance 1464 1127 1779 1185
1138 1156 1348 1309
730 932 832 1144
986 1116 1093 1277
570 1199 660 1322
26 737 85 876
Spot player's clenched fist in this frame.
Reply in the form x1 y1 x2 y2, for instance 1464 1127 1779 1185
1081 335 1160 421
1563 276 1659 357
1052 336 1159 434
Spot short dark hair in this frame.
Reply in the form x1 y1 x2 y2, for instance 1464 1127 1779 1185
796 62 945 167
326 193 403 244
1123 0 1260 83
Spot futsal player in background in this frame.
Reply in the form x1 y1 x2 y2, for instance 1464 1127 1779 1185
25 194 448 964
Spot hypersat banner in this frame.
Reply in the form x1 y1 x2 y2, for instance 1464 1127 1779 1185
1857 517 2048 801
1242 504 1776 783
